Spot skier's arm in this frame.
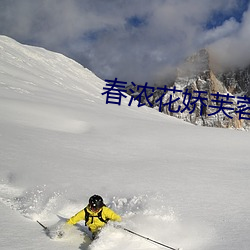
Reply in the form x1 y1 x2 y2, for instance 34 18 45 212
104 207 122 222
67 209 85 225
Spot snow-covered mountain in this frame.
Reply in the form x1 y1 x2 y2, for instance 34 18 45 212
127 49 250 130
167 49 248 129
0 36 250 250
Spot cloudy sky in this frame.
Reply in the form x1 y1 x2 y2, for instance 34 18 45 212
0 0 249 84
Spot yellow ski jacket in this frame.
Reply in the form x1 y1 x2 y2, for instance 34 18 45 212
67 206 121 233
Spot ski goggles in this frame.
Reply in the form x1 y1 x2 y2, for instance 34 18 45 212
89 204 101 212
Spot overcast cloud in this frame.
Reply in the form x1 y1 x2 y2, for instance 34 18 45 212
0 0 249 84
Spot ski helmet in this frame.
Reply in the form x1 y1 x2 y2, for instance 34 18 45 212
89 195 104 210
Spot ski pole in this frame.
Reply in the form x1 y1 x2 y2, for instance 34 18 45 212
122 227 180 250
37 220 48 231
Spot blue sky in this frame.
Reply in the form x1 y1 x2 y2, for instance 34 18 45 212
206 0 249 28
0 0 249 84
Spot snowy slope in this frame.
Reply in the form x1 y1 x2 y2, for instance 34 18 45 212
0 36 250 250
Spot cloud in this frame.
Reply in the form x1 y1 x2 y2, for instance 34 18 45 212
0 0 249 83
200 18 240 45
209 4 250 69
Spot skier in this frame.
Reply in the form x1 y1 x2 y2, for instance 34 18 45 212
66 194 122 239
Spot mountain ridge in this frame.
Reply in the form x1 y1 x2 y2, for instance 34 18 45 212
127 48 250 130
